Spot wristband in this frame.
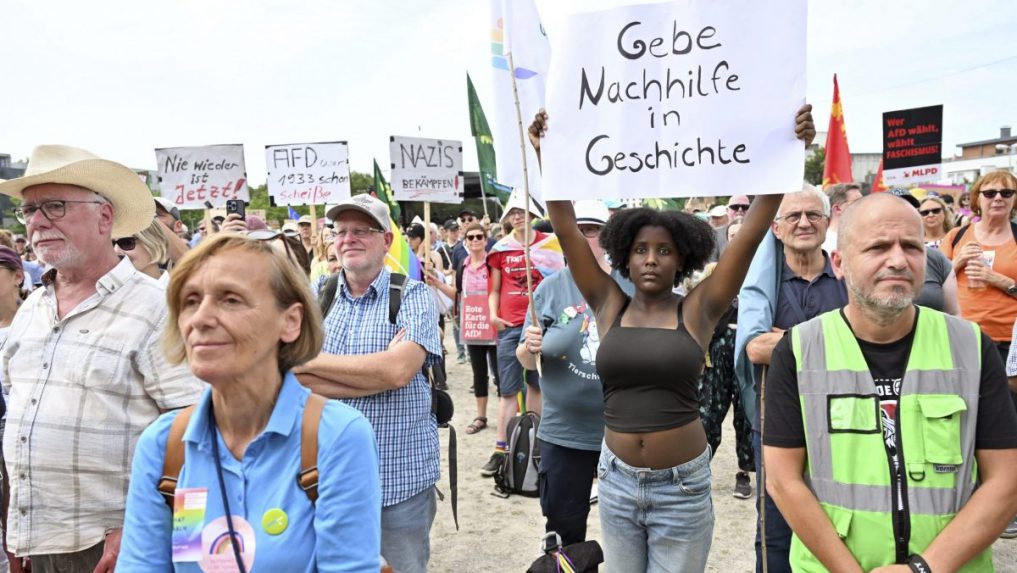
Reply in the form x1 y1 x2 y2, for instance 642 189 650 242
907 554 931 573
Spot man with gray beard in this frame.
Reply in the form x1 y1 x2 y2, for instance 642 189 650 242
762 193 1017 572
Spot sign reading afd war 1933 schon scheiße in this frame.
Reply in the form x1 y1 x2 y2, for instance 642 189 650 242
265 142 352 206
155 144 249 209
882 105 943 186
539 0 807 200
388 136 464 204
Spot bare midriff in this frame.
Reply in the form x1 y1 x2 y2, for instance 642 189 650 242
605 418 708 469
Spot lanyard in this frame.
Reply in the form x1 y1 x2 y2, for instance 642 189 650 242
209 406 249 573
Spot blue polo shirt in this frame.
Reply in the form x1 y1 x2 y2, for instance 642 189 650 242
118 373 381 572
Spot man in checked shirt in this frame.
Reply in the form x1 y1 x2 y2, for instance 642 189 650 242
0 145 203 573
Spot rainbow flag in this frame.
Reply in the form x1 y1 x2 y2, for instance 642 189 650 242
489 231 564 279
385 221 422 281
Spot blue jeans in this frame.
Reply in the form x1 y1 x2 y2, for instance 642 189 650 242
381 487 437 573
597 443 714 573
497 325 539 397
752 429 793 573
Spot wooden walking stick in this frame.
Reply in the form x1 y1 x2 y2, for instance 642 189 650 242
507 51 542 381
759 364 769 573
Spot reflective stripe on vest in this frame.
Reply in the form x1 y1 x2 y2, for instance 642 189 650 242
788 308 992 571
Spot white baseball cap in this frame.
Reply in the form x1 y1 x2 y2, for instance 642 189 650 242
325 194 391 232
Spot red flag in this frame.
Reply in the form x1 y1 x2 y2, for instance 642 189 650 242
822 74 853 186
872 159 888 193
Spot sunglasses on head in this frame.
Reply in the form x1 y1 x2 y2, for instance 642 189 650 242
113 237 137 251
918 207 943 216
980 189 1015 199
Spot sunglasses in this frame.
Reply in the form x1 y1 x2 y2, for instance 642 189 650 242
980 189 1015 199
113 237 137 251
728 204 750 212
465 234 485 241
918 207 943 216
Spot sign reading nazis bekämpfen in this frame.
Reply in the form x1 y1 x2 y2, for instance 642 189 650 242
882 105 943 186
540 0 806 200
389 136 464 204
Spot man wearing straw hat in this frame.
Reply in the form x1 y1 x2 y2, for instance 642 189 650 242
0 145 203 573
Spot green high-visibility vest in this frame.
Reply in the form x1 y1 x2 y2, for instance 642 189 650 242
788 308 993 572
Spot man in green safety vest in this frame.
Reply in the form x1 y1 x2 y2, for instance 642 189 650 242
762 192 1017 572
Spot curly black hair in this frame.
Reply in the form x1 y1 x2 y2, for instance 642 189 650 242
599 208 715 286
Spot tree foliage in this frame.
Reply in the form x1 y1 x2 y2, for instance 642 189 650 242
804 147 825 185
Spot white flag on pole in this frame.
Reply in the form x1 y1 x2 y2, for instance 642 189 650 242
490 0 549 204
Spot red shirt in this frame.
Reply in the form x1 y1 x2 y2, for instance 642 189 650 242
487 232 549 327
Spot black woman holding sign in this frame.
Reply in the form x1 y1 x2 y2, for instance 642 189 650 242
529 105 815 572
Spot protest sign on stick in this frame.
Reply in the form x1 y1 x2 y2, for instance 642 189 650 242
540 0 806 200
155 145 248 209
882 105 943 186
389 136 464 204
265 142 352 206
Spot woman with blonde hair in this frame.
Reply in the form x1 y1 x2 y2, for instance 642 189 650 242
918 194 953 248
118 234 381 572
114 219 171 284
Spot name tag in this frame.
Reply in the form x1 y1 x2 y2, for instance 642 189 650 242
172 488 208 562
933 464 958 474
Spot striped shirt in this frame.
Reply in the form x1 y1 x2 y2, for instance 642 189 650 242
323 268 442 507
1 258 204 555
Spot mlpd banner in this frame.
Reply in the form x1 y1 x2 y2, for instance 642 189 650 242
389 136 464 204
265 142 352 206
155 144 249 209
540 0 807 200
882 105 943 186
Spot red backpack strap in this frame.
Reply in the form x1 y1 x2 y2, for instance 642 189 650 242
157 405 196 508
298 394 327 503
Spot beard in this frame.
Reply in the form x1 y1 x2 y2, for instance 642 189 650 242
32 234 84 269
845 267 915 317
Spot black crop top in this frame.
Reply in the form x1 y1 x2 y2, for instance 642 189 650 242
596 296 705 433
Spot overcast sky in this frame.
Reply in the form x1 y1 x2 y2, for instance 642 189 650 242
3 0 1014 185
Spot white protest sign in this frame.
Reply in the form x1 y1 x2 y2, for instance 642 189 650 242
155 145 249 209
540 0 806 200
388 136 464 204
265 142 351 206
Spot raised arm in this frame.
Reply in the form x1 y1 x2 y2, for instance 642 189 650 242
530 110 622 312
686 104 815 340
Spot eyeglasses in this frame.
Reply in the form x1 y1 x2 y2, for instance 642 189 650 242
981 189 1015 199
775 210 825 224
727 204 750 212
113 237 137 251
14 200 104 224
918 207 943 216
465 233 486 241
334 227 385 240
579 226 602 238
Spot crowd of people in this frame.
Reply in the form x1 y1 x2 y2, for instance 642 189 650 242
0 119 1013 573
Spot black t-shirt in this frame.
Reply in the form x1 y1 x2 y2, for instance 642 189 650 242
764 309 1017 450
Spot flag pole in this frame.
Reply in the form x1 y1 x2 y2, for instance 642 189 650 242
507 50 542 378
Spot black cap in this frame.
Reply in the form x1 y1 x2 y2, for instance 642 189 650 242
458 208 477 218
887 188 920 209
443 219 460 230
405 224 425 240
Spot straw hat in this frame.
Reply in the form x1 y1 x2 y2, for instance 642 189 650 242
0 145 155 237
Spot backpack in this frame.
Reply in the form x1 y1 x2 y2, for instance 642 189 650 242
320 271 458 529
493 411 541 497
158 394 327 506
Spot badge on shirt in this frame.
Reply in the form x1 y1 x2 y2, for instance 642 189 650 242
199 515 257 572
172 488 208 563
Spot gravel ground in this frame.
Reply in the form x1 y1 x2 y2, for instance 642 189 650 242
427 346 1017 572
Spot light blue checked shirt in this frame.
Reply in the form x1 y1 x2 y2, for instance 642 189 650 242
323 268 442 507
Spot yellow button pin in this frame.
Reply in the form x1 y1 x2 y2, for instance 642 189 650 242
262 508 288 535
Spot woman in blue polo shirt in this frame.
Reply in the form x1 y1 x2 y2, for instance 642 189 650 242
118 234 381 572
